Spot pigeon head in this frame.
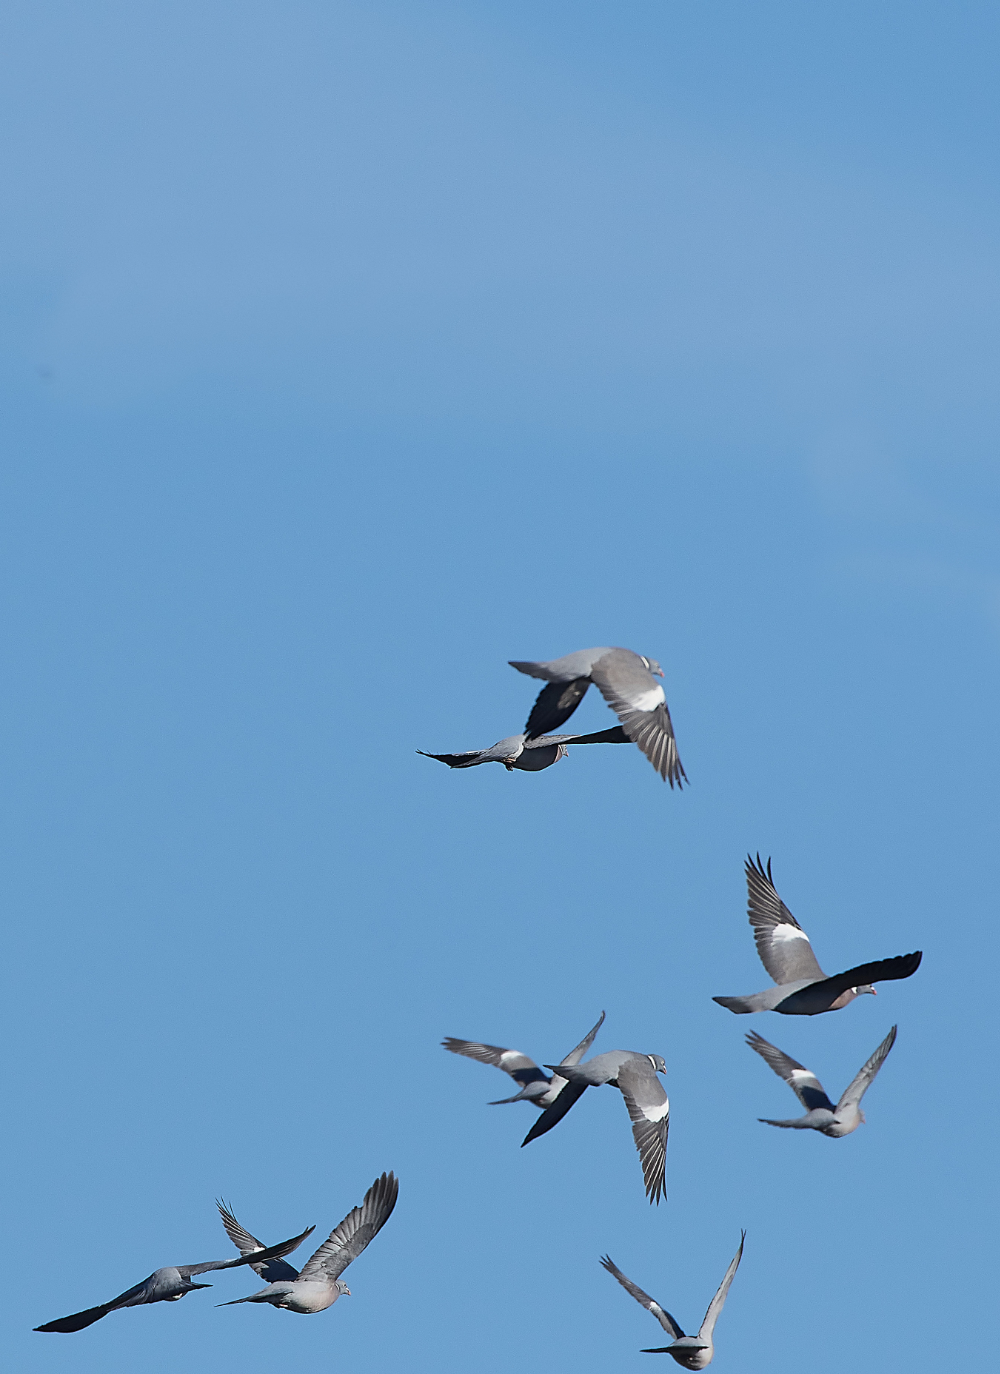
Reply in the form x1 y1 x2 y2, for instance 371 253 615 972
857 983 877 997
336 1281 352 1297
646 1053 667 1074
640 656 664 677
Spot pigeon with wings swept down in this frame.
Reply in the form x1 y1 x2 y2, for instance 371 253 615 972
747 1025 897 1135
509 647 686 785
443 1012 605 1106
219 1173 397 1315
521 1050 670 1204
712 855 922 1015
600 1234 744 1368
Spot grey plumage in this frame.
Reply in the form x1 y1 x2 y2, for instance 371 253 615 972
522 1049 670 1203
443 1012 605 1106
418 727 629 772
34 1222 315 1333
509 647 686 785
747 1025 898 1135
601 1234 745 1369
713 855 922 1015
220 1173 398 1316
217 1202 302 1283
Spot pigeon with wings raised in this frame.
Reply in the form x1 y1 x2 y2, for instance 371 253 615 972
34 1221 315 1332
521 1050 669 1204
600 1234 744 1369
418 727 628 772
509 648 686 785
712 855 922 1015
443 1012 605 1106
219 1173 397 1315
747 1025 897 1135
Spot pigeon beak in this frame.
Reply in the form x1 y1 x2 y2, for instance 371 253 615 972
871 987 877 995
343 1287 352 1296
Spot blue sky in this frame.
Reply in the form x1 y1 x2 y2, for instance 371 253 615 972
2 3 997 1371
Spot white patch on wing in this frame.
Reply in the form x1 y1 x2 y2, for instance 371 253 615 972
771 925 810 943
643 1099 670 1122
630 685 666 712
789 1069 814 1080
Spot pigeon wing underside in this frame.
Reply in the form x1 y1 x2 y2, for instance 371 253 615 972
777 952 923 1014
34 1277 150 1333
416 749 487 768
698 1233 745 1341
525 678 591 737
297 1173 398 1284
745 855 826 985
521 1080 588 1145
836 1025 898 1112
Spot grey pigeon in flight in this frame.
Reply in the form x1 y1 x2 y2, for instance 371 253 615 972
443 1012 605 1106
600 1233 744 1368
220 1173 397 1315
509 647 686 785
747 1025 898 1135
712 855 922 1015
522 1050 669 1204
418 727 628 772
34 1222 315 1332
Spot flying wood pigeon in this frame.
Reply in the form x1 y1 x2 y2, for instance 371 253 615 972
522 1049 670 1204
509 647 686 785
219 1173 397 1316
713 855 921 1015
746 1025 897 1135
601 1234 744 1369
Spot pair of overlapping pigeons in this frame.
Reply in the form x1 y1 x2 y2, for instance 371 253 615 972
420 646 687 786
444 779 921 1364
35 1173 399 1333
